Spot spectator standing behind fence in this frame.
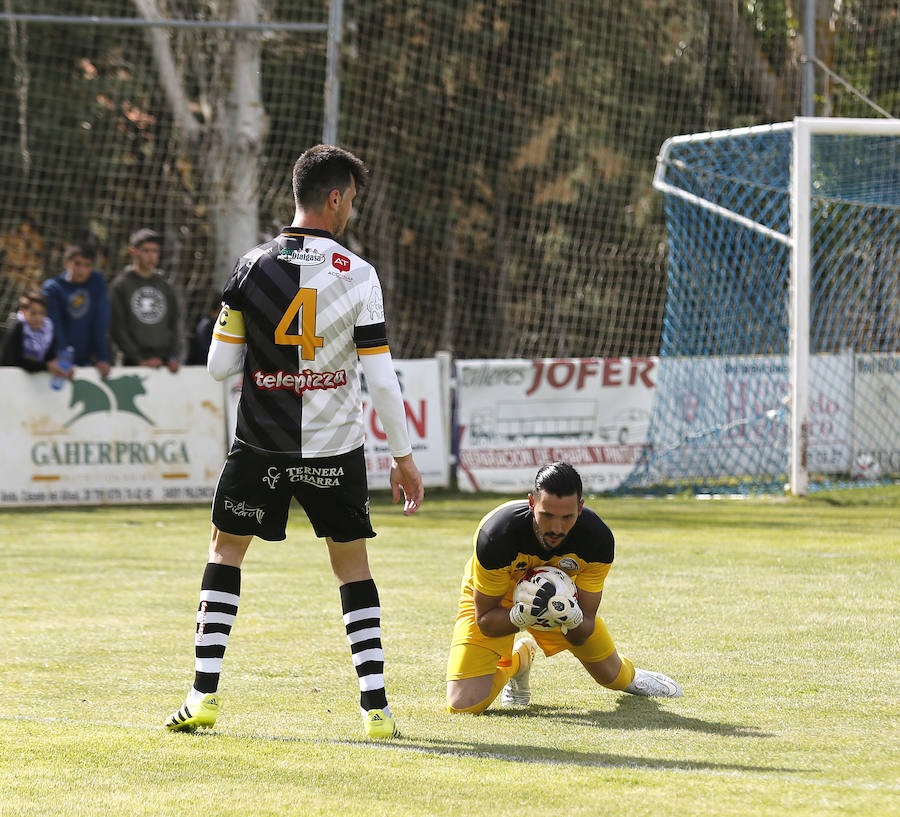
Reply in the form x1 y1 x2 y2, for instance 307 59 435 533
110 229 182 372
42 243 111 379
0 289 71 381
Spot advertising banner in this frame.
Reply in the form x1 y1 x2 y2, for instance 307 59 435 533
362 357 450 489
225 357 450 489
0 367 226 506
456 358 657 493
649 354 854 478
853 353 900 475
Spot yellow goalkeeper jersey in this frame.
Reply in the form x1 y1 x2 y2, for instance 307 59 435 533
459 499 614 607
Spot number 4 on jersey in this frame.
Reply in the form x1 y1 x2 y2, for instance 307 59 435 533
275 288 324 360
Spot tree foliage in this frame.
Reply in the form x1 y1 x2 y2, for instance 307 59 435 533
0 0 897 357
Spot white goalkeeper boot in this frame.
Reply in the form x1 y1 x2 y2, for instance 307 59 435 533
625 668 683 698
500 635 538 707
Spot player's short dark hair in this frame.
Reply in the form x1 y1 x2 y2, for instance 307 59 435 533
63 243 96 263
534 462 583 501
292 144 369 211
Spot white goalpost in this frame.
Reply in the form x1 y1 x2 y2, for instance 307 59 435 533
639 116 900 495
789 117 900 495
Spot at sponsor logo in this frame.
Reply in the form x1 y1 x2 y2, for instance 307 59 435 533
329 268 352 282
224 497 265 522
332 253 350 273
253 368 347 394
278 248 326 266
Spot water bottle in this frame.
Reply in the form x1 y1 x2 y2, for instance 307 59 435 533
50 346 74 391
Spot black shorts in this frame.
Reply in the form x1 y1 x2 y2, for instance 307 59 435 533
212 441 376 543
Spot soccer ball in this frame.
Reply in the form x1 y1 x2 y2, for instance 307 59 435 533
513 565 578 631
851 453 882 481
523 565 578 598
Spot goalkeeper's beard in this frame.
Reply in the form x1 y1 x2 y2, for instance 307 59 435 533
534 524 566 551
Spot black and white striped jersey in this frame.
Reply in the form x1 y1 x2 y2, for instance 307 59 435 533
220 227 391 457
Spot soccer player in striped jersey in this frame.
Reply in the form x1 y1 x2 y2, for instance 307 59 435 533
165 145 424 740
446 462 681 714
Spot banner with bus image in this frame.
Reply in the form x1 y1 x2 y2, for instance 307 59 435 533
455 357 657 493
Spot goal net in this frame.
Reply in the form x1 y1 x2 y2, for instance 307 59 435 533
628 117 900 495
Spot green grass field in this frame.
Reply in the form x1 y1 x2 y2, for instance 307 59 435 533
2 487 899 817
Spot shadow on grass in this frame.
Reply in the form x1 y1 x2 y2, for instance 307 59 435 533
184 727 802 775
483 695 773 738
13 712 803 777
199 698 796 775
363 697 794 774
380 738 802 774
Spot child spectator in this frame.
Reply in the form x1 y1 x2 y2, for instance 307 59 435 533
110 228 182 372
42 243 112 378
1 289 72 381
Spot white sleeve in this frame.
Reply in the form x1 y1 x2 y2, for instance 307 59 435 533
206 305 246 381
207 337 245 381
359 350 413 458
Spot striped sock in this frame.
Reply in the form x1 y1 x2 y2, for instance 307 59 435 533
340 579 390 717
192 562 241 695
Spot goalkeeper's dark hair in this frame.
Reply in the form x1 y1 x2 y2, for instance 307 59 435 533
533 461 582 501
292 144 369 211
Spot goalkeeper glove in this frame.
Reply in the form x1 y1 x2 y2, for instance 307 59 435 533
509 579 556 630
515 577 555 612
545 595 584 634
509 601 538 630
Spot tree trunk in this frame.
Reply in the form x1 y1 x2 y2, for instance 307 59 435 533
210 0 268 288
133 0 268 289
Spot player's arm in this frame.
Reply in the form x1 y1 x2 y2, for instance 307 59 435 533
358 346 423 514
207 303 246 380
354 278 414 457
471 539 527 635
358 348 410 457
355 269 424 512
561 587 602 646
473 588 520 638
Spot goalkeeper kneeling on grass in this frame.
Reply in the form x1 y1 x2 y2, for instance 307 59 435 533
446 461 682 714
